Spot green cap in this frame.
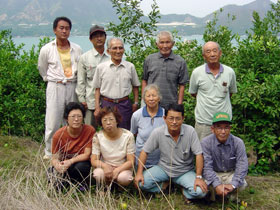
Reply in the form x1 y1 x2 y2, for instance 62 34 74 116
212 112 231 124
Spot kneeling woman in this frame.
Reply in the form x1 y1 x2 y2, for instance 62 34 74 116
49 102 95 190
91 107 135 187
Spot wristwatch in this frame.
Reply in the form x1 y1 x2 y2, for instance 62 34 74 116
134 102 139 105
196 175 203 179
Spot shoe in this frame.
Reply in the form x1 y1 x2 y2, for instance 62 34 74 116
43 154 51 160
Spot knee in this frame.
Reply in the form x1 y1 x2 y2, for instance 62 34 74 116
117 170 133 186
189 187 207 198
93 168 105 183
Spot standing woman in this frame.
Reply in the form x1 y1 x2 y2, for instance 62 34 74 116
91 107 135 187
48 102 95 190
131 84 165 169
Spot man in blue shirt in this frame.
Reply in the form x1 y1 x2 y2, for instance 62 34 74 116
201 112 248 201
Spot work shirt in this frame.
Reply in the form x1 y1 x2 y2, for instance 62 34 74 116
93 60 140 99
76 48 109 109
38 39 82 82
143 124 202 177
201 133 248 188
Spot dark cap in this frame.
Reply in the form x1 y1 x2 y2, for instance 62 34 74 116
212 112 232 124
89 25 106 38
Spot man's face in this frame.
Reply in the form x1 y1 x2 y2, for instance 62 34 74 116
90 32 106 49
157 35 174 58
164 110 184 133
53 20 71 41
107 39 124 64
211 122 231 143
203 42 222 65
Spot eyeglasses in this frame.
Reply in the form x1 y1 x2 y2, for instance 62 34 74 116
214 126 231 132
166 117 183 122
68 115 83 120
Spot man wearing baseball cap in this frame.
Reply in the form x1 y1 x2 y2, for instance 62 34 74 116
201 112 248 201
76 25 110 128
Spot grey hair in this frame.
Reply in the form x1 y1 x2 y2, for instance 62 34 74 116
143 84 162 101
107 37 124 49
156 31 174 44
202 41 221 55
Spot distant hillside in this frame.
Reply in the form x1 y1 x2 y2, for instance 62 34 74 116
0 0 275 36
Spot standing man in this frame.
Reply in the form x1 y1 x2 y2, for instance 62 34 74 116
76 25 109 128
135 104 207 204
142 31 188 109
201 112 248 201
189 41 237 140
93 37 140 130
38 17 82 160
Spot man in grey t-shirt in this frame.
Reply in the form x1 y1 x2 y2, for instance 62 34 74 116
134 104 207 203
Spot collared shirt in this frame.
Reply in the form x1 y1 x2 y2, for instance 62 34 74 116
143 51 188 108
130 106 165 168
38 39 82 82
189 63 237 125
201 133 248 188
93 60 140 99
76 48 110 109
143 124 202 177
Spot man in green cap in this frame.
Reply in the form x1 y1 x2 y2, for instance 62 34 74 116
201 112 248 201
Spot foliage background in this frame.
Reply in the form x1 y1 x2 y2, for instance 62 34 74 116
0 0 279 173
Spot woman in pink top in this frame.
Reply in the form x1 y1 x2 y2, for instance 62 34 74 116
91 106 136 188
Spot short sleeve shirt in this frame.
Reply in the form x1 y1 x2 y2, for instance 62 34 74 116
143 52 188 107
92 129 136 166
143 124 202 177
92 60 140 99
189 63 237 125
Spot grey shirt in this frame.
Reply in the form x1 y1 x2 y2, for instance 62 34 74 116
201 134 248 188
143 124 202 177
143 51 188 108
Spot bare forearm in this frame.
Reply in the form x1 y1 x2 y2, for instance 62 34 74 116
95 88 101 109
196 154 204 176
178 85 185 104
133 86 139 103
141 80 147 97
136 151 148 174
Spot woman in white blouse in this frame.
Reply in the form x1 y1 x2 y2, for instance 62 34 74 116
91 106 135 187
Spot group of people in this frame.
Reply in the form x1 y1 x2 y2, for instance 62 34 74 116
39 16 248 203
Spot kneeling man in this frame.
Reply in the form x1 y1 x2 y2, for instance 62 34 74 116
135 104 207 203
201 112 248 201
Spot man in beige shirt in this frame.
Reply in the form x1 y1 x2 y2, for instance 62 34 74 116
76 25 109 128
92 38 140 130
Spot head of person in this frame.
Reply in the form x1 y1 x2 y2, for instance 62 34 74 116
96 106 122 132
89 25 107 49
64 102 86 129
164 103 184 133
156 31 175 58
211 112 232 143
143 84 162 109
202 41 222 65
53 17 72 40
107 37 124 65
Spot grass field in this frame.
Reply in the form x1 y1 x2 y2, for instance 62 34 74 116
0 136 279 210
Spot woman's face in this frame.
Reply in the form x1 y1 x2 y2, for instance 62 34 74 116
144 88 160 109
101 112 118 132
67 109 83 129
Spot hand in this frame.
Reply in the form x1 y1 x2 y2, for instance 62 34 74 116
194 178 208 193
59 159 72 172
103 164 113 181
215 184 228 196
134 173 144 188
224 184 234 194
94 108 100 118
55 161 67 174
112 167 121 180
132 103 138 112
81 102 88 109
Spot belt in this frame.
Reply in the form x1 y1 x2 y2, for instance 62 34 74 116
102 96 129 104
56 80 73 84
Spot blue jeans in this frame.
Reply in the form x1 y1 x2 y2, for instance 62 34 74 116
139 165 206 199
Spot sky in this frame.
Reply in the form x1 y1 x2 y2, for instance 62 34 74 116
140 0 278 17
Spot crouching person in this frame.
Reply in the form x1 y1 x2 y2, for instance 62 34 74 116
201 112 248 201
134 104 207 204
91 107 135 189
47 102 95 191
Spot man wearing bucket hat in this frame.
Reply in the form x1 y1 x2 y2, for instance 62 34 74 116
201 112 248 201
76 25 110 128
